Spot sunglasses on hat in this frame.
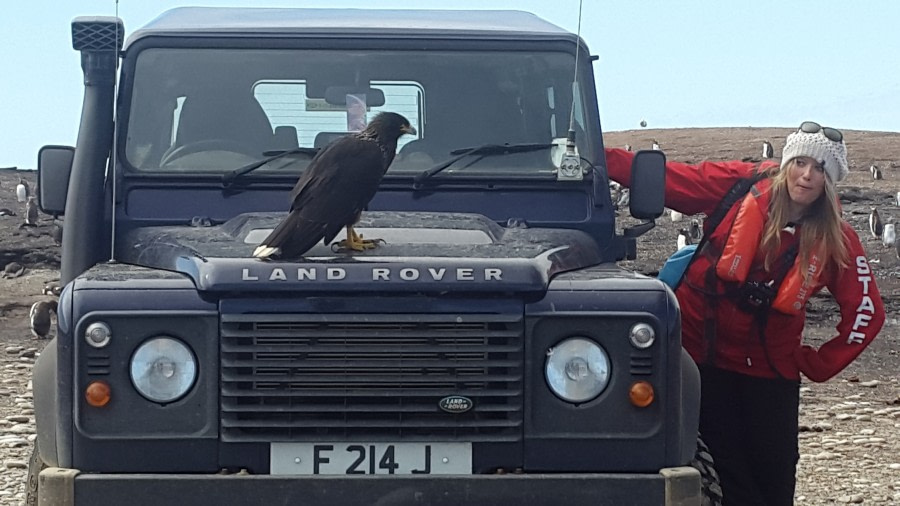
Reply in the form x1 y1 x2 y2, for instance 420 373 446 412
799 121 843 142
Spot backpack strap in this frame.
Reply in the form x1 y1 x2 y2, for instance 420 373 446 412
670 169 768 291
676 167 768 368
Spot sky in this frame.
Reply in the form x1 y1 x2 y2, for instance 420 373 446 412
1 0 898 170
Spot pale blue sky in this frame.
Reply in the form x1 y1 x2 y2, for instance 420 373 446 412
2 0 898 169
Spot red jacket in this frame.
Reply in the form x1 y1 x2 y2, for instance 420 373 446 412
605 148 884 382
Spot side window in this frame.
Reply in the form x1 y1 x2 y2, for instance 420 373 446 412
253 81 424 151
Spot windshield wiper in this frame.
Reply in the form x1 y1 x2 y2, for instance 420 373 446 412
222 146 320 187
412 142 553 185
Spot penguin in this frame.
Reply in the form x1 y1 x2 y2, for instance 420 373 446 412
871 165 883 181
883 223 896 248
42 281 62 297
896 232 900 260
51 222 63 245
0 208 15 216
670 209 683 222
677 228 690 250
16 178 29 203
896 191 900 207
651 140 661 151
1 262 25 279
609 181 622 207
762 140 774 159
616 188 630 208
623 144 632 152
24 196 39 226
869 208 883 239
29 300 58 339
190 216 212 227
689 218 702 242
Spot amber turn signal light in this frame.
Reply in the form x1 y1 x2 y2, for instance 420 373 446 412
629 381 654 407
85 381 111 407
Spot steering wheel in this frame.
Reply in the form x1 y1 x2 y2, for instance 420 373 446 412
160 139 258 166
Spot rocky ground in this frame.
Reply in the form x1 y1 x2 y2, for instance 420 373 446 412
0 168 58 505
0 127 898 504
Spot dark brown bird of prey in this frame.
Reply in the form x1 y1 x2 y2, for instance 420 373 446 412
253 112 416 259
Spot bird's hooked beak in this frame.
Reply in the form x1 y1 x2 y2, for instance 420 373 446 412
402 124 417 136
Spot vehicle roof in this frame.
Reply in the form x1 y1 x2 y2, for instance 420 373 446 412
126 7 577 48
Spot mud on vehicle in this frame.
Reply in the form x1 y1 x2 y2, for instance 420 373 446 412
30 8 713 505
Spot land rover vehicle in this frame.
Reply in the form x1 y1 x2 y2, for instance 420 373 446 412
30 8 706 505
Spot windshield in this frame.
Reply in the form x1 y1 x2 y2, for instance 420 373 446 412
124 47 595 176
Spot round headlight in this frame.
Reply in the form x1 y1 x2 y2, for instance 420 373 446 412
545 337 610 403
629 323 656 349
130 336 197 404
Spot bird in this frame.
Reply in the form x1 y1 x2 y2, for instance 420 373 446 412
253 112 416 259
24 196 38 226
689 218 702 242
51 222 63 245
651 140 661 151
42 281 62 296
762 140 774 159
616 188 630 208
677 228 691 250
897 232 900 260
190 216 212 227
609 181 622 207
0 208 15 216
670 209 683 222
883 224 896 248
16 178 29 203
896 191 900 207
869 208 883 239
623 144 632 152
870 165 883 181
1 262 25 278
29 300 58 339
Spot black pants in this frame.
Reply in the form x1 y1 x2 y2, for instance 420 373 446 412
699 366 800 506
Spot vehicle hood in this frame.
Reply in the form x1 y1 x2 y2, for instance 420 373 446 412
117 211 605 294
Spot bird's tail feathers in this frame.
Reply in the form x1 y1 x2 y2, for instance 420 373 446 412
253 211 327 260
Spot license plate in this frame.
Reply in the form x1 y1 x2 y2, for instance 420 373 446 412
270 442 471 475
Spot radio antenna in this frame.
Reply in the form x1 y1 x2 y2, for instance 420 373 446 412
109 0 120 262
558 0 585 180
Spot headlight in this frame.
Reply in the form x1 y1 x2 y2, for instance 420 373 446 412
130 336 197 403
545 337 610 403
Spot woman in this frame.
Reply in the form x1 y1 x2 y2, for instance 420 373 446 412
605 122 885 505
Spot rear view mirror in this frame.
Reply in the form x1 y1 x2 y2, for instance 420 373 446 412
37 145 75 216
629 150 666 220
324 86 386 107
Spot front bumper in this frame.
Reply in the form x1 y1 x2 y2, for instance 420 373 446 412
39 467 700 506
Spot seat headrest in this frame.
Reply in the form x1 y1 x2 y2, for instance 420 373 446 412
314 132 349 149
272 126 299 151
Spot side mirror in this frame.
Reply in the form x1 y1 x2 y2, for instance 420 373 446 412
624 150 666 238
629 150 666 219
37 145 75 216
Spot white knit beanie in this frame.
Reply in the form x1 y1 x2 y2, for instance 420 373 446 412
780 130 849 183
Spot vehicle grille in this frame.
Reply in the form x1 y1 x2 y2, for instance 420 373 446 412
220 312 524 442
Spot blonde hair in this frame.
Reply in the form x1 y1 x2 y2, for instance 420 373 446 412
760 160 849 279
